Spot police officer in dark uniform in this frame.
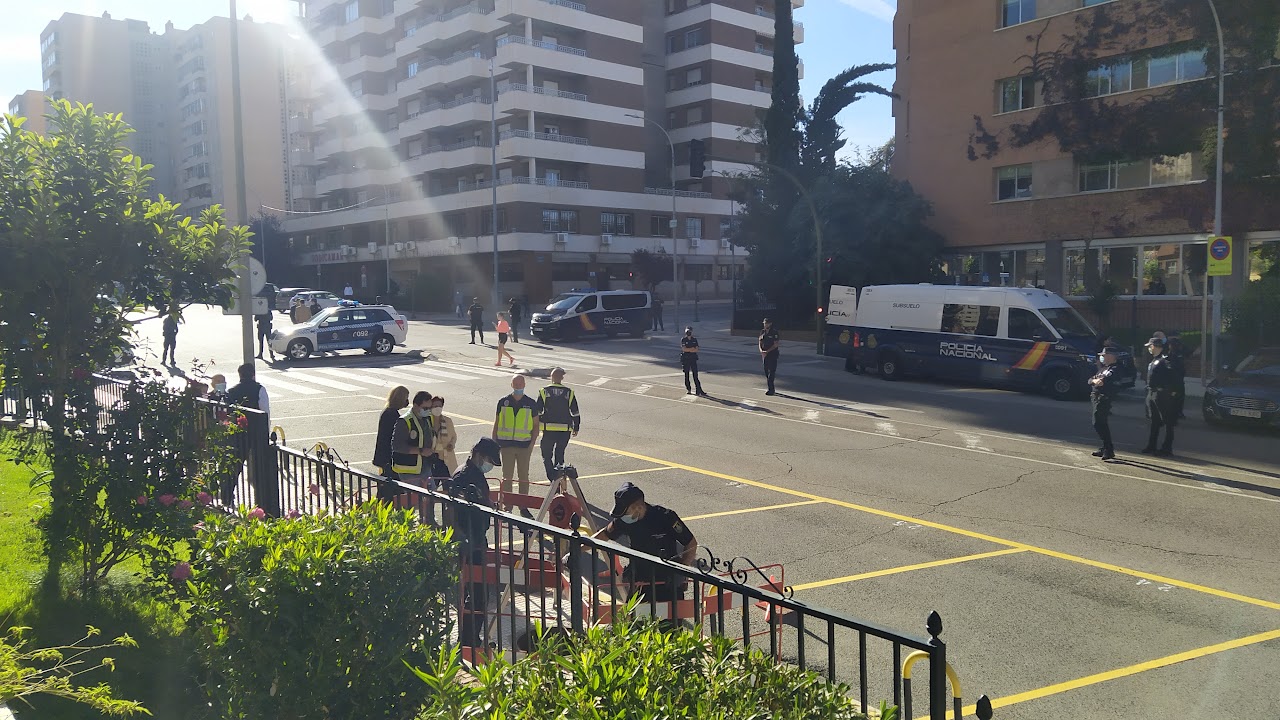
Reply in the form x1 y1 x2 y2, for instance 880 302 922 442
759 318 781 395
1089 346 1123 460
536 367 580 482
680 327 708 396
468 297 485 344
443 437 502 645
1142 337 1178 456
594 482 698 605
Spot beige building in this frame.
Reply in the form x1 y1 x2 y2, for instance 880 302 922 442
892 0 1278 330
284 0 804 304
38 12 311 224
7 90 49 136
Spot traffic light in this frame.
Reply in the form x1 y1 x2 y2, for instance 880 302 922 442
688 139 706 178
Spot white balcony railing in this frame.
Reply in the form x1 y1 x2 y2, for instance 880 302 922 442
425 138 492 154
644 187 712 199
496 35 587 57
499 82 588 102
428 175 589 196
542 0 586 10
499 129 589 145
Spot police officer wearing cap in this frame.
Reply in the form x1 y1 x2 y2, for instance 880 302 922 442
1089 346 1123 460
536 367 580 482
443 437 502 645
1142 336 1178 456
593 483 698 603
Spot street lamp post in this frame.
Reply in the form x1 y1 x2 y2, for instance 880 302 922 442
1203 0 1226 384
489 61 500 313
382 184 391 297
626 113 679 332
229 0 254 366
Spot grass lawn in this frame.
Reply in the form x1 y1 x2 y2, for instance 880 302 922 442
1 440 198 719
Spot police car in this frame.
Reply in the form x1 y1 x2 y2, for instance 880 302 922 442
270 302 408 360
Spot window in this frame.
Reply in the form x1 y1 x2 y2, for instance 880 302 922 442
1008 308 1052 340
344 0 359 23
686 67 703 85
1147 48 1208 87
1150 153 1195 185
601 293 648 311
481 208 509 234
685 216 703 239
348 78 363 97
575 296 598 312
385 110 398 130
686 106 703 125
552 263 588 281
381 0 396 15
187 141 208 158
1001 0 1035 27
600 212 634 235
542 209 578 232
445 212 466 236
406 61 419 78
941 304 1000 336
407 139 422 157
1084 61 1133 97
1078 160 1147 192
651 214 673 237
685 28 706 48
544 169 561 186
406 98 421 118
996 164 1033 200
997 76 1035 113
666 35 678 54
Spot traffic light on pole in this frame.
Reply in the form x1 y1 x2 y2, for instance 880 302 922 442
688 139 706 178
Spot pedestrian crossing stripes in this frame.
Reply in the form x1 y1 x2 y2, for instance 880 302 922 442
258 362 512 399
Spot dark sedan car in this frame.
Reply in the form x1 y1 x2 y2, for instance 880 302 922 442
1202 348 1280 429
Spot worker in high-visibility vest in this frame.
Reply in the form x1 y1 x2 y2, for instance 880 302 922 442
392 390 439 490
536 367 580 482
491 374 540 514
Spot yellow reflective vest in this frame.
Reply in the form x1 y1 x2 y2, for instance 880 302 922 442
495 396 536 444
391 410 426 474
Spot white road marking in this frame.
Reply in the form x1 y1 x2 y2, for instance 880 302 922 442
430 362 514 378
681 394 698 402
586 377 610 387
740 399 759 410
278 371 362 392
256 375 323 395
623 372 688 380
1061 448 1094 465
365 365 479 382
956 432 993 453
310 367 398 387
633 384 652 395
803 410 821 422
875 421 900 437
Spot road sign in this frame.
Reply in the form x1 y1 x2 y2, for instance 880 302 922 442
1207 236 1233 277
230 256 267 296
826 285 858 327
223 296 269 315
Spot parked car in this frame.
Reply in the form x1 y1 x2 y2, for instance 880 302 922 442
290 290 341 312
1202 348 1280 429
276 287 313 313
271 304 408 360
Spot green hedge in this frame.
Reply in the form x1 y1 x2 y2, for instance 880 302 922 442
413 615 892 720
186 504 458 720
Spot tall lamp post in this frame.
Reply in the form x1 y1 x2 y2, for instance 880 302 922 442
489 61 500 312
229 0 254 365
1203 0 1226 384
379 183 391 297
626 113 680 332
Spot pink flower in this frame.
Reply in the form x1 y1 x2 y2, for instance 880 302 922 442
170 562 192 581
235 414 249 429
158 494 177 507
178 499 194 510
285 509 302 519
196 491 213 506
136 495 148 506
248 507 266 520
308 483 320 496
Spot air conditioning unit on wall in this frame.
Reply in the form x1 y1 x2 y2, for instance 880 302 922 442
367 242 379 254
554 232 569 244
405 241 417 251
394 242 405 252
600 233 613 246
340 245 355 256
448 237 460 247
720 239 731 249
688 237 701 249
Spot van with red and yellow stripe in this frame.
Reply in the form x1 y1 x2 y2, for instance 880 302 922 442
844 285 1133 400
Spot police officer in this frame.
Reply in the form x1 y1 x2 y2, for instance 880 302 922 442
1089 346 1122 460
536 367 580 482
392 391 439 490
1142 337 1177 456
594 482 698 605
680 327 708 396
468 297 486 344
759 317 781 395
443 437 502 646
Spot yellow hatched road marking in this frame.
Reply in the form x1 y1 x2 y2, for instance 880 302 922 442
792 549 1028 591
576 466 672 480
685 500 822 522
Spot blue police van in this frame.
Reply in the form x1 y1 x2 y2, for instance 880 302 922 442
841 285 1134 400
530 290 651 341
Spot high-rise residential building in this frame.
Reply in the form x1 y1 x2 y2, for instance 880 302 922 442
891 1 1277 321
7 90 49 136
283 0 803 304
38 12 312 224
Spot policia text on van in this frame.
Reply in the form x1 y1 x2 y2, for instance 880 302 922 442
842 285 1136 400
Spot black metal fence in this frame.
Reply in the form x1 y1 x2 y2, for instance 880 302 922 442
253 442 994 720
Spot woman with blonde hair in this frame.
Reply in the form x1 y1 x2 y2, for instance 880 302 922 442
429 395 459 473
494 312 516 367
372 385 410 500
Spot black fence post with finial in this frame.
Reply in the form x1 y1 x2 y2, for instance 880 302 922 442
927 610 947 720
976 694 994 719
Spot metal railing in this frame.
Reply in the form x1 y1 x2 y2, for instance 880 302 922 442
425 138 492 154
496 35 588 57
645 186 713 199
542 0 586 11
499 83 589 102
252 446 991 719
499 128 590 145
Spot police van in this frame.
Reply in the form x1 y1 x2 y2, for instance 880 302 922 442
530 290 651 341
840 285 1117 400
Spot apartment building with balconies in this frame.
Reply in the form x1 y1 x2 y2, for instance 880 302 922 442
892 0 1278 330
285 0 803 304
7 90 48 136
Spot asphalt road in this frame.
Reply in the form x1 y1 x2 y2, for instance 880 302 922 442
131 304 1280 718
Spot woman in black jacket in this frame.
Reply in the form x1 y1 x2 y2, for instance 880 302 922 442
373 385 410 500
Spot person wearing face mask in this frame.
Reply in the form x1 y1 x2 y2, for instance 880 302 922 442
428 395 458 473
373 385 410 500
594 482 698 606
208 373 228 403
492 374 540 514
392 391 441 505
1142 337 1178 456
443 437 502 646
680 327 708 397
1088 347 1122 461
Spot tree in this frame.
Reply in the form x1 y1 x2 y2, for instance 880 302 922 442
0 101 248 575
764 0 804 175
630 248 672 292
801 64 896 180
247 211 297 287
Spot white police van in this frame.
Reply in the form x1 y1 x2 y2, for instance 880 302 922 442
271 303 408 360
839 285 1108 400
530 290 651 341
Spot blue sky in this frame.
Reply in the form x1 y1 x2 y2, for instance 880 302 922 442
2 0 897 154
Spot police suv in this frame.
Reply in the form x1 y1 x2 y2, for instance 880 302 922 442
840 285 1134 400
530 290 651 341
270 302 408 361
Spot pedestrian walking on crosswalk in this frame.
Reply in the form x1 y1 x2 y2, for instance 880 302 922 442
495 313 516 367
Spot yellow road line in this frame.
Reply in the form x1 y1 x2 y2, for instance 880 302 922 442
929 628 1280 719
565 438 1280 613
577 466 672 480
793 549 1027 591
685 500 822 522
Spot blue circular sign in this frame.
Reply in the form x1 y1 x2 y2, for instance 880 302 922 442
1210 238 1230 260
